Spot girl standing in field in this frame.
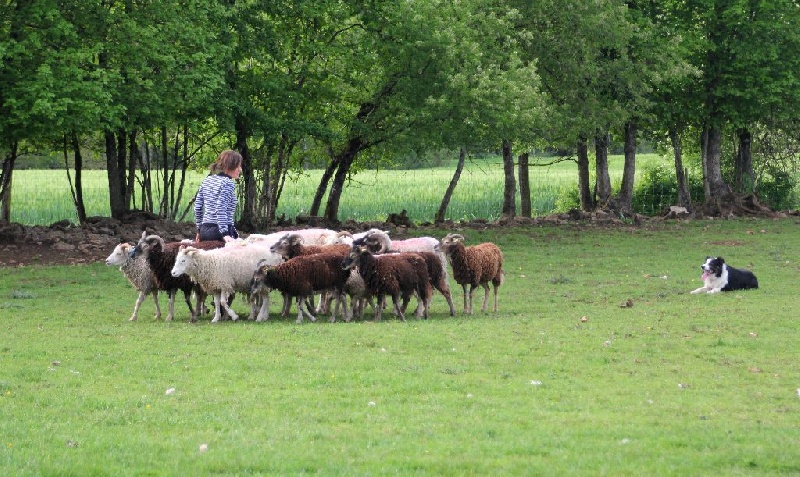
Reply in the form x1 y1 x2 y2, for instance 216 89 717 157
194 149 242 242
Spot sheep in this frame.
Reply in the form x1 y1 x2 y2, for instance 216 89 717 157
105 242 160 321
269 233 351 260
363 230 456 316
435 233 504 315
249 253 350 323
342 245 432 321
131 232 225 322
333 228 388 245
243 228 339 246
269 233 373 320
170 244 282 322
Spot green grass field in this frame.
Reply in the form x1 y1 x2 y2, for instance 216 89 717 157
2 219 799 475
11 155 667 226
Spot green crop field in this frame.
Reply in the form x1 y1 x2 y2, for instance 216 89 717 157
11 154 667 226
1 219 799 475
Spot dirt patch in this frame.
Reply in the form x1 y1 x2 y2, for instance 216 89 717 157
0 207 794 267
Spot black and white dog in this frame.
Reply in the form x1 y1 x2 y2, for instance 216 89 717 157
690 256 759 294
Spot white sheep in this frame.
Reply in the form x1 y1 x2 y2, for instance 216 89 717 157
435 233 504 314
333 228 388 245
170 244 282 323
242 228 339 246
105 242 160 321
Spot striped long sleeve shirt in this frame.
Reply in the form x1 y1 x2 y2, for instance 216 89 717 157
195 173 238 237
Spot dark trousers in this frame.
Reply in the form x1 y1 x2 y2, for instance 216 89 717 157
198 223 237 241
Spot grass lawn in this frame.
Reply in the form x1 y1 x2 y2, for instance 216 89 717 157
1 218 799 475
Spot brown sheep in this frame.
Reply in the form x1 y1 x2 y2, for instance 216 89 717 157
342 245 432 321
435 233 504 315
249 253 350 323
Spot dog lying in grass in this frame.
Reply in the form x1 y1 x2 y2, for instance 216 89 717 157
690 256 759 294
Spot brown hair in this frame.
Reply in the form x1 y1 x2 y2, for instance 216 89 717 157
210 149 243 174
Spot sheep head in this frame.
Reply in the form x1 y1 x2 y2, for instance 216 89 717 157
170 246 198 277
249 259 275 296
106 243 133 266
342 245 369 270
436 233 466 255
364 230 391 254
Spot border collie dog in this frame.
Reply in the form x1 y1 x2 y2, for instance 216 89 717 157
690 256 758 294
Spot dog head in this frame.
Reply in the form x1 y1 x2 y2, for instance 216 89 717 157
700 256 725 281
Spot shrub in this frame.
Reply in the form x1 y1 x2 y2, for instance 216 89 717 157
632 164 703 215
757 168 798 211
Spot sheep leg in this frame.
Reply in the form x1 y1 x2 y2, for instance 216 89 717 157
341 293 352 322
255 292 271 322
191 289 205 322
219 291 239 321
441 287 456 316
315 291 330 314
181 289 195 321
461 284 470 315
281 293 291 316
166 290 176 321
211 293 224 323
480 283 491 312
492 283 499 312
296 296 317 324
247 294 260 321
329 292 344 323
129 290 149 321
373 295 386 321
393 294 406 321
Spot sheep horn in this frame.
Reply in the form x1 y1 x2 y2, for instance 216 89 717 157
145 234 165 250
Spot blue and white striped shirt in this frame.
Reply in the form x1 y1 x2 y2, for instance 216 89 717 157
195 173 237 237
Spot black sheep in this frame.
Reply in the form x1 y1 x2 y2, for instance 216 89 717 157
342 245 431 321
250 253 350 323
131 232 224 321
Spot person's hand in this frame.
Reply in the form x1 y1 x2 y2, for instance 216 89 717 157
195 233 200 243
223 235 235 243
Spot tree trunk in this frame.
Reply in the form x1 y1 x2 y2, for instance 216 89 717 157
435 147 466 224
501 139 516 220
0 142 18 223
235 115 256 231
577 136 594 211
705 126 731 203
105 130 126 219
700 128 711 200
126 130 137 209
616 122 637 214
309 153 339 217
670 129 692 210
70 133 87 224
594 131 611 207
518 152 531 218
735 128 754 193
324 138 364 223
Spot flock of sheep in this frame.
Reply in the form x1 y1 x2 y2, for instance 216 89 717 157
105 227 505 324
